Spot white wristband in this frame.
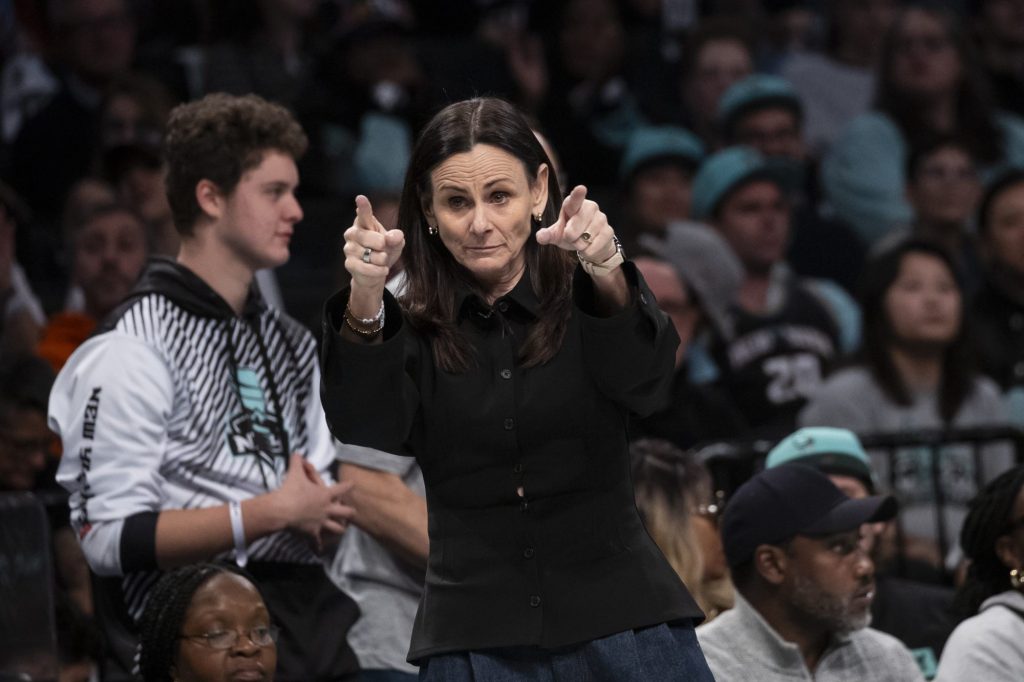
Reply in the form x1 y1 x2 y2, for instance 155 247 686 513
229 501 248 568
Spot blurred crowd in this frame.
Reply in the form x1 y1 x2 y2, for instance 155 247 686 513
4 0 1024 680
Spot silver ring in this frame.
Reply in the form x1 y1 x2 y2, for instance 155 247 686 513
361 247 372 264
580 231 592 243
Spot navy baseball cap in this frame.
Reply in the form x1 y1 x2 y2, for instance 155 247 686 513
721 464 897 568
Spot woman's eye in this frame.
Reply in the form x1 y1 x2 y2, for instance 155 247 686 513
492 191 509 203
448 196 466 209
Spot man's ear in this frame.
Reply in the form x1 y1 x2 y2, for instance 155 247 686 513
195 179 223 221
753 545 788 586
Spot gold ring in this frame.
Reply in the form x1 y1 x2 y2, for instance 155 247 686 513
580 231 592 243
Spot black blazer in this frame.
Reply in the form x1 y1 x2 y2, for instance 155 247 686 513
320 263 702 662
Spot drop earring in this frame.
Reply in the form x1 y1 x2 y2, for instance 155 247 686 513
534 212 543 224
1011 569 1024 591
427 224 438 235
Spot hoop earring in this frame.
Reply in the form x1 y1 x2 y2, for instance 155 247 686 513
1011 569 1024 591
427 224 438 235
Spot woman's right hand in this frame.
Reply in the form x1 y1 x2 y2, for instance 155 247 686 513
343 195 405 310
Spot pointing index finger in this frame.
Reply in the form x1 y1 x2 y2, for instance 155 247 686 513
354 194 382 233
559 185 588 222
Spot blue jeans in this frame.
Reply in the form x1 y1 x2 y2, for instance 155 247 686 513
418 621 713 681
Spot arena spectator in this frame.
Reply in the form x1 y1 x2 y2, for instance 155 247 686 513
632 224 747 449
697 464 921 681
937 465 1024 681
971 0 1024 119
36 203 148 372
8 0 138 221
692 146 859 439
138 563 278 682
823 5 1024 245
0 181 45 354
780 0 898 157
679 18 755 150
973 168 1024 424
801 239 1013 577
718 73 866 292
49 94 360 681
902 136 984 293
203 0 319 111
631 438 733 621
617 125 704 254
766 426 957 678
538 0 650 190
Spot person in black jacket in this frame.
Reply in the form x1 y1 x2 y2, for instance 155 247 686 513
974 167 1024 424
321 97 713 680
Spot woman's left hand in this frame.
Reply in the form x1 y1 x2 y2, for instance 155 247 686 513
536 185 618 265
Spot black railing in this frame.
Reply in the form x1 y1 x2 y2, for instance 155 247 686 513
691 425 1024 584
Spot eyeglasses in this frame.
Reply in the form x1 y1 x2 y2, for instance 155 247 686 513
180 625 279 650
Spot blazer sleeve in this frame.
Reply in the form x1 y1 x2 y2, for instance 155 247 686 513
572 261 680 418
320 288 421 456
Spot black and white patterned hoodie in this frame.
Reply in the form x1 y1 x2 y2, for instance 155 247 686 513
50 257 336 617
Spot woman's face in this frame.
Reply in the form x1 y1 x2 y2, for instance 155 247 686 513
174 573 277 682
888 9 961 99
984 181 1024 274
884 251 962 348
425 144 548 299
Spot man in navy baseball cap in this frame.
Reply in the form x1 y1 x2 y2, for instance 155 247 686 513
696 465 923 681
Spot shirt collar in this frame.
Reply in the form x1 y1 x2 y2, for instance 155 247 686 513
455 269 541 322
729 593 853 673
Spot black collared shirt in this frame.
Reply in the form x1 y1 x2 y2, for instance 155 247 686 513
321 263 702 662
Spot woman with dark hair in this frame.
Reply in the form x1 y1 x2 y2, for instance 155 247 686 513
630 438 733 622
321 97 711 680
823 4 1024 245
138 563 277 682
801 239 1011 573
936 466 1024 680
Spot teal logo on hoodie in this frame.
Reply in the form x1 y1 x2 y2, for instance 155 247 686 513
227 367 286 467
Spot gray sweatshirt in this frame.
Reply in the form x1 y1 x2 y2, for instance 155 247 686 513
936 590 1024 682
696 593 924 681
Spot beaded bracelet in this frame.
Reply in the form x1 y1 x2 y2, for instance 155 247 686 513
344 299 385 336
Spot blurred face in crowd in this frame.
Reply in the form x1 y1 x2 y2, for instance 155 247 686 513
635 257 700 367
907 146 981 228
687 39 754 126
0 408 53 491
832 0 898 64
782 529 876 634
629 162 694 232
713 180 790 275
984 180 1024 274
425 144 548 300
732 107 805 161
996 487 1024 571
884 252 961 349
560 0 625 82
174 573 277 682
978 0 1024 49
889 9 961 100
73 208 147 320
56 0 136 86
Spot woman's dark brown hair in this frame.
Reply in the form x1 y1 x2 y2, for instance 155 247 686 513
858 238 974 424
397 97 575 373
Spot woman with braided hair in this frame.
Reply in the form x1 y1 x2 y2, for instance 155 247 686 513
935 465 1024 681
138 563 277 682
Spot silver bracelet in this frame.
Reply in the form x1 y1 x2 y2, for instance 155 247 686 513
229 500 248 568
